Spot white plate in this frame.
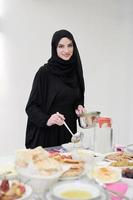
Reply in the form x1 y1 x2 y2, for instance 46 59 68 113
51 181 101 200
104 151 133 161
18 184 32 200
0 180 32 200
104 151 133 169
88 166 122 184
59 168 86 181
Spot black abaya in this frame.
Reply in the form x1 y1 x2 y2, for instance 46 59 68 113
25 66 82 148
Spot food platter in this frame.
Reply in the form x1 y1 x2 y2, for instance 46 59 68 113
88 166 122 184
104 151 133 168
0 179 32 200
105 151 133 161
51 152 86 180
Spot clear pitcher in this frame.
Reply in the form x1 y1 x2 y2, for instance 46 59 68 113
93 117 113 153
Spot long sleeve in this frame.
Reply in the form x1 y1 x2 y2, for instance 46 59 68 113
25 67 49 127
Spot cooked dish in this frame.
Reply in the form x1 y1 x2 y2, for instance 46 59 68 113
105 152 133 161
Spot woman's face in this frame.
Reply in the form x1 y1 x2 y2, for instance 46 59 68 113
56 37 74 60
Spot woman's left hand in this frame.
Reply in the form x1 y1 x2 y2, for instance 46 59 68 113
75 105 86 116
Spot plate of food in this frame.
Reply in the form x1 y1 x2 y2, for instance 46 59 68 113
104 151 133 168
51 152 86 180
0 178 32 200
105 151 133 162
88 166 122 184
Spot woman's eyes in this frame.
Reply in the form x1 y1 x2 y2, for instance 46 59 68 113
68 43 73 47
58 45 64 48
58 44 73 48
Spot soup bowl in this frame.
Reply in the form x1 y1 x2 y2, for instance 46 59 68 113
51 181 101 200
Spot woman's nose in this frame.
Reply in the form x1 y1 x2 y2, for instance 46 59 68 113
64 47 69 53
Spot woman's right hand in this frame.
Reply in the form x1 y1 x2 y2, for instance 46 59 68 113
47 112 65 126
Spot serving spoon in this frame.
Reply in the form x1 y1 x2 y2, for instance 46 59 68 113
63 121 82 143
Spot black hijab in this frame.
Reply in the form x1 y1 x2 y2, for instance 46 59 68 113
48 29 85 94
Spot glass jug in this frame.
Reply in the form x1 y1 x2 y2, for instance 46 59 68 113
93 117 113 153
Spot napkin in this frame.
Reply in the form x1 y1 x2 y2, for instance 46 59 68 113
105 182 128 200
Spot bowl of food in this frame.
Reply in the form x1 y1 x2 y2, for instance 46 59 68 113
15 147 67 196
51 181 101 200
17 168 63 196
79 111 101 129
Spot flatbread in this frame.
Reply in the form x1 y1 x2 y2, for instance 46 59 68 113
62 167 83 177
53 154 81 164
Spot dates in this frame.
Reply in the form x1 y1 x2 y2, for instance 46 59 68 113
122 168 133 179
0 178 26 200
0 178 9 192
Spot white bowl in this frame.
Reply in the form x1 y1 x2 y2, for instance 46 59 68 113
71 149 104 164
51 181 100 200
71 149 94 162
62 142 82 151
17 169 62 196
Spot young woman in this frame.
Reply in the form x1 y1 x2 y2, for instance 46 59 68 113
25 29 85 148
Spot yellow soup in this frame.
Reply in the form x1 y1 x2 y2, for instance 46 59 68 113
60 189 92 199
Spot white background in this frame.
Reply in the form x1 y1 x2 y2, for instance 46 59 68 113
0 0 133 156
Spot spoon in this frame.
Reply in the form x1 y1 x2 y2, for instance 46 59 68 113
63 121 81 143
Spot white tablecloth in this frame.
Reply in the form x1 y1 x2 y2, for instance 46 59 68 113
0 155 133 200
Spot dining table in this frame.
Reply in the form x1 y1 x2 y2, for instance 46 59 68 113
0 145 133 200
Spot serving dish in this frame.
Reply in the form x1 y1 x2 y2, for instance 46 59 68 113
46 190 108 200
88 166 122 184
0 179 32 200
104 151 133 162
51 181 101 200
